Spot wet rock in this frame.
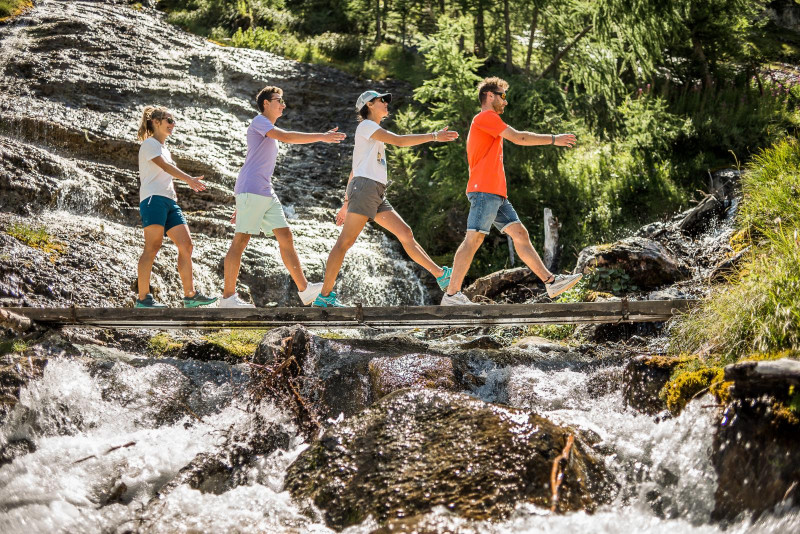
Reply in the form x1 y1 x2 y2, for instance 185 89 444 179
677 193 726 236
463 267 538 300
155 412 291 499
177 339 242 364
0 438 36 467
514 336 568 353
622 355 681 415
725 358 800 402
712 397 800 521
368 354 458 398
285 389 614 530
458 335 504 350
0 355 48 423
575 237 689 289
251 326 474 428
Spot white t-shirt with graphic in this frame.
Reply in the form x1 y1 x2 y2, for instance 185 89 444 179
352 119 387 185
138 137 177 202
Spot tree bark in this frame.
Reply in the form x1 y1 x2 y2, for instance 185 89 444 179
692 34 713 89
474 0 486 56
525 7 539 73
504 0 513 72
538 24 593 80
375 0 382 45
543 208 561 272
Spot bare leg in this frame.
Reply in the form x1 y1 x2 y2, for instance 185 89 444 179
137 225 164 300
166 224 195 298
273 227 309 292
374 210 443 278
321 212 369 296
446 231 485 295
504 222 552 281
223 232 251 298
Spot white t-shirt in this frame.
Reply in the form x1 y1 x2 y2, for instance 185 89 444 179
352 119 387 185
138 137 177 202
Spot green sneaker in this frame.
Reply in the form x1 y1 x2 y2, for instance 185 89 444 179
436 266 452 291
313 291 346 307
135 294 167 308
183 292 219 308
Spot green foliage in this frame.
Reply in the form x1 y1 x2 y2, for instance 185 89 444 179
584 267 639 294
0 0 31 19
148 332 184 355
670 138 800 360
0 337 29 356
5 223 65 256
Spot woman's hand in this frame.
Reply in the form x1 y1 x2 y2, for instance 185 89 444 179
335 202 348 226
185 175 206 192
322 127 347 144
554 133 577 148
230 210 237 224
434 126 459 142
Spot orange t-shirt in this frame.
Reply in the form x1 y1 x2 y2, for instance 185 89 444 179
466 110 508 197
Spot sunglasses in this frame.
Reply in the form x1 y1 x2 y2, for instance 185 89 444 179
164 117 176 125
270 97 286 105
492 91 507 100
371 96 391 104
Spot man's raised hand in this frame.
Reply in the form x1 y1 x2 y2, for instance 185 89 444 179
554 133 577 148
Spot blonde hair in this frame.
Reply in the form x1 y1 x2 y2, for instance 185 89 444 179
478 77 509 104
137 106 171 141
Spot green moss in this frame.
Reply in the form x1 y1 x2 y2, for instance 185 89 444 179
0 338 29 356
5 223 66 257
523 324 576 342
202 329 267 358
148 332 183 355
0 0 32 19
662 365 724 414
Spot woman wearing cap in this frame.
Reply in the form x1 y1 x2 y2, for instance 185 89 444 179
135 105 217 308
314 90 459 307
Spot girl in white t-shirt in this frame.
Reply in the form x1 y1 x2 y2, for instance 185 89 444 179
135 105 217 308
313 90 459 307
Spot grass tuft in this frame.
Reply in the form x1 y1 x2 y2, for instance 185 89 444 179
5 223 66 257
0 0 32 20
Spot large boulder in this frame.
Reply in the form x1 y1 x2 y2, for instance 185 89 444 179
622 355 681 415
285 389 614 530
712 358 800 520
575 237 688 289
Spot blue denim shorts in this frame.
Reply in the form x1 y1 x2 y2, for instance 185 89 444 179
139 195 187 234
466 192 521 234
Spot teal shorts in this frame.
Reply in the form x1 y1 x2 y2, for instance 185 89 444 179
139 195 187 234
235 192 290 236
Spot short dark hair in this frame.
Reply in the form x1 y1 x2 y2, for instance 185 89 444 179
358 104 371 122
256 86 283 113
478 77 509 105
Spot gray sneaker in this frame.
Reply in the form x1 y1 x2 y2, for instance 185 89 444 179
440 291 476 306
545 273 583 298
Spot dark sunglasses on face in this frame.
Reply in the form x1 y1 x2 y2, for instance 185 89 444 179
270 97 286 105
372 96 390 104
492 91 507 100
164 117 175 125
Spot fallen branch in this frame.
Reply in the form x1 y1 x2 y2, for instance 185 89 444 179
0 309 31 333
550 434 575 512
73 441 136 464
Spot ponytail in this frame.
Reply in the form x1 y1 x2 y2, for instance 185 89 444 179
137 105 170 141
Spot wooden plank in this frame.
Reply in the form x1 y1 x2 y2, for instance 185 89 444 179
1 300 696 330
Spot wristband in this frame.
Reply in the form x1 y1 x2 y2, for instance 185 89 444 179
551 134 555 145
432 131 438 142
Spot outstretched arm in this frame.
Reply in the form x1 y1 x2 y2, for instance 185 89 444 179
152 155 205 192
500 126 576 148
267 126 346 144
371 126 459 147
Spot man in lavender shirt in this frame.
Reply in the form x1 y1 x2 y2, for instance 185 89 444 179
220 85 346 308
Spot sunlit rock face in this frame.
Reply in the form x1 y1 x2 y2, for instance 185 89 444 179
285 388 615 530
0 0 426 307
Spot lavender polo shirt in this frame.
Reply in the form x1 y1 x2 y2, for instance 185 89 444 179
234 114 278 197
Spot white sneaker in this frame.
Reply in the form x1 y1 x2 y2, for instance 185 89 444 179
545 273 583 298
218 293 255 308
298 282 324 306
440 291 477 306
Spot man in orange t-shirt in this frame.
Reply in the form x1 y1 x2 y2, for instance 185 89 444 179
441 77 583 305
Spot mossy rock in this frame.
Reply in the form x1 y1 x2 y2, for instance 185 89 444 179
622 355 683 415
285 389 615 530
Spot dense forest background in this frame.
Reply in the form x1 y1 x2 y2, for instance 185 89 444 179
152 0 800 275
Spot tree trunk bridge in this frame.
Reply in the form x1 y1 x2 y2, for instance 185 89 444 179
1 299 695 330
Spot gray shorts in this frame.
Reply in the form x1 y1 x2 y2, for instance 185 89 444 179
346 176 394 220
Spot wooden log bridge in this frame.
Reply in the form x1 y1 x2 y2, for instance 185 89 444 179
1 299 695 330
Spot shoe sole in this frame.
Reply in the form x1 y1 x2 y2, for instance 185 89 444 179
184 299 219 308
547 276 582 298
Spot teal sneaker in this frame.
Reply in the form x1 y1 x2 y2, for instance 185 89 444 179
135 294 167 308
313 291 346 307
436 266 452 291
183 292 219 308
